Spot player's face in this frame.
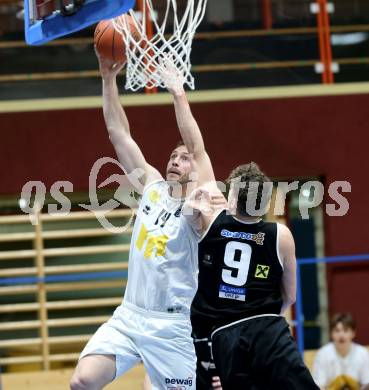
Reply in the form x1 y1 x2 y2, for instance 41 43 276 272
331 322 355 348
166 145 193 184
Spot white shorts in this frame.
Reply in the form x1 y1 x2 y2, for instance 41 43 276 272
80 301 196 390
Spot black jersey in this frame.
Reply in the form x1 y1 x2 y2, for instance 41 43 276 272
191 210 284 337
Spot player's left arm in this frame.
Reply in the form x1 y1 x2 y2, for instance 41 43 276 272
159 58 225 232
278 224 297 314
159 58 216 188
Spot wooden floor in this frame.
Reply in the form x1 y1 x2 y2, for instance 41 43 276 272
1 365 146 390
2 349 351 389
1 356 315 390
1 354 319 390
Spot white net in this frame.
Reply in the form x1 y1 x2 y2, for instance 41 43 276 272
113 0 208 91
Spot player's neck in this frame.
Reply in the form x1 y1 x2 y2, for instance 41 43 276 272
233 211 261 223
168 183 187 200
335 342 352 358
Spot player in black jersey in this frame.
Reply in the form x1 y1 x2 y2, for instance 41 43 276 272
158 60 317 389
187 163 319 390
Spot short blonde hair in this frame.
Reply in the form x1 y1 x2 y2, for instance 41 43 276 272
227 162 272 217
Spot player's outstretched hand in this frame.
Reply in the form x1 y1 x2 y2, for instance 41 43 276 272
95 46 126 80
212 376 223 389
158 54 185 96
183 187 211 220
184 186 227 218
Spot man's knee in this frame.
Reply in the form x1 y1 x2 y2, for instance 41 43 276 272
70 355 116 390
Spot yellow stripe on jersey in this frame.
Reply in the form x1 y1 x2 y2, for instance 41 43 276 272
136 223 148 251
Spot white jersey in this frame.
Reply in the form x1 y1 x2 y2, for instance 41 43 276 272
124 180 199 314
312 342 369 387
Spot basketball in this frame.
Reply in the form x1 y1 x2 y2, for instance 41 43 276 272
94 16 140 62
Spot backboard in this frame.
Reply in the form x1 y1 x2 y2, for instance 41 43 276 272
24 0 135 45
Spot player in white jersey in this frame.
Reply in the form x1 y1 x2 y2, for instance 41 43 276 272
139 56 226 390
70 54 203 390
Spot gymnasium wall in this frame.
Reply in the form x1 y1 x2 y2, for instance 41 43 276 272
0 91 368 342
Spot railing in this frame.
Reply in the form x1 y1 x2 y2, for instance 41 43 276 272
296 253 369 354
0 209 132 371
1 22 369 85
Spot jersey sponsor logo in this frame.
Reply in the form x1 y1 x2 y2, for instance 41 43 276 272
255 264 270 279
143 205 151 215
149 189 160 203
219 284 246 301
202 254 213 266
167 305 183 313
174 206 182 217
220 229 265 245
165 376 193 387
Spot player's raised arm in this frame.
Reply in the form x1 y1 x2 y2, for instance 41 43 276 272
159 58 216 188
97 52 162 191
278 224 297 314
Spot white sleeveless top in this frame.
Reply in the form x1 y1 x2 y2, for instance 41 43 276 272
123 180 199 314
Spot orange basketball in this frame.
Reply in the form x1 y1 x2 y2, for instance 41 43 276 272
94 16 140 63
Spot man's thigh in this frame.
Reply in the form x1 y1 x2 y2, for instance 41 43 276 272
213 317 318 390
79 317 142 379
142 335 197 389
212 332 256 390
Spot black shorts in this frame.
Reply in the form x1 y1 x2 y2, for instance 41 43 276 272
211 315 319 390
193 337 219 390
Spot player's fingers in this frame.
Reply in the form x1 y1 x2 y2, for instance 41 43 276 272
212 199 227 204
213 203 227 209
211 202 227 210
197 188 211 200
212 376 222 389
94 45 100 57
210 195 227 205
158 57 169 77
95 52 117 70
210 194 226 201
161 54 181 79
161 54 173 71
168 60 177 74
113 61 126 72
158 56 165 70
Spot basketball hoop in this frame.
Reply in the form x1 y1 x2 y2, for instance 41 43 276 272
24 0 135 45
113 0 208 91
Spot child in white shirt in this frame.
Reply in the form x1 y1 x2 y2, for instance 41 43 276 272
313 313 369 390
